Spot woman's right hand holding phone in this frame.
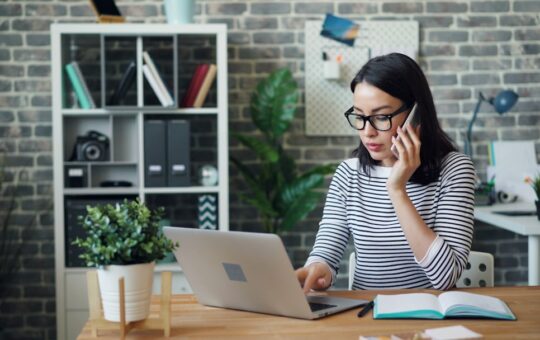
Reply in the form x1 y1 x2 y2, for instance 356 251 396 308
388 125 422 192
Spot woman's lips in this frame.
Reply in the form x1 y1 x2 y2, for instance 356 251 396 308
366 143 383 152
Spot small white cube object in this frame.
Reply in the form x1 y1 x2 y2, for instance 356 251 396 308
323 60 341 80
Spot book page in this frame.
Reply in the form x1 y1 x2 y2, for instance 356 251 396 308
439 291 509 315
377 293 442 315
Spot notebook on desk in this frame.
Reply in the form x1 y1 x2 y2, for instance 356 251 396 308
163 227 367 319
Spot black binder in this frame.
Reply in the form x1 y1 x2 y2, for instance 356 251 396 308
167 120 190 186
144 119 167 187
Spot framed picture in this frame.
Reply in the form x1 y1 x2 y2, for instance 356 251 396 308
88 0 125 23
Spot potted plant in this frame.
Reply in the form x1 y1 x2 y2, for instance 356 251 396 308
525 175 540 220
230 68 336 234
73 199 177 322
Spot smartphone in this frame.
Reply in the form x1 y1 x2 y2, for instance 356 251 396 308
391 103 419 158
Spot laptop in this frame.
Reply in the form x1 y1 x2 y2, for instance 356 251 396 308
163 227 367 319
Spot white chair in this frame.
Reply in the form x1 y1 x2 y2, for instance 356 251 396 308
347 251 494 290
348 252 356 290
456 251 494 288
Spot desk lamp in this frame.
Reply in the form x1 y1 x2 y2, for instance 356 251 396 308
464 90 519 158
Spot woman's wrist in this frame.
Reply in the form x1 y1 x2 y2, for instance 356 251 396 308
387 186 407 199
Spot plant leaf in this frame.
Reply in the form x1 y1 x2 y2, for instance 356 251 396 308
230 156 260 190
300 163 337 178
232 133 279 163
275 163 335 215
250 68 298 141
278 173 324 209
238 193 277 218
279 191 322 231
278 148 298 184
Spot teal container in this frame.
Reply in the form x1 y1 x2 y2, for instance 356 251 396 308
164 0 194 24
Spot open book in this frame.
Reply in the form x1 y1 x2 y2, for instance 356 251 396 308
374 292 516 320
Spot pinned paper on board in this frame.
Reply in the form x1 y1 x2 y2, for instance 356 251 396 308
320 14 360 47
489 141 539 202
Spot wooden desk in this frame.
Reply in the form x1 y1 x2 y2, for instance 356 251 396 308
475 202 540 285
77 286 540 339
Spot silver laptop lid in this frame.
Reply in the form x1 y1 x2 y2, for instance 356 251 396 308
163 227 315 319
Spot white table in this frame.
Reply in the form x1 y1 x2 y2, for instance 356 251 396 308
475 202 540 285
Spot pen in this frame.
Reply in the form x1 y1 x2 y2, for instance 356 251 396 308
357 300 374 317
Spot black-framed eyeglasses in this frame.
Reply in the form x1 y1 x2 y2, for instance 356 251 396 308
344 104 410 131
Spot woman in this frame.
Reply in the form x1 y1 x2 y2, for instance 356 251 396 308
296 53 476 291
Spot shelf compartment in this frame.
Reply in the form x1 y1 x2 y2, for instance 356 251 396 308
112 115 138 162
63 116 111 162
177 34 218 108
145 193 219 230
103 36 138 107
61 34 102 110
90 163 138 188
64 194 139 268
142 35 176 108
143 114 218 187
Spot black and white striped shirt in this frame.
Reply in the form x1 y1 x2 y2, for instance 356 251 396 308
306 152 476 290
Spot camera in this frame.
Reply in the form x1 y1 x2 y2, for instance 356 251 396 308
70 130 110 162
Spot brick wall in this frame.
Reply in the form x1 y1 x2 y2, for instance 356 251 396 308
0 1 538 338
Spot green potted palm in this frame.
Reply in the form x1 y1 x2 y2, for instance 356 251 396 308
73 199 177 322
231 68 336 234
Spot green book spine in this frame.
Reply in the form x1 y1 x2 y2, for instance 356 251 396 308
65 63 91 109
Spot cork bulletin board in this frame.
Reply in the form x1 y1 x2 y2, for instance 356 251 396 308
305 20 419 136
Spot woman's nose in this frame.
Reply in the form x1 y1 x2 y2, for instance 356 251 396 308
362 120 378 137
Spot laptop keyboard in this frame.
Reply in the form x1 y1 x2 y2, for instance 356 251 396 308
309 302 337 312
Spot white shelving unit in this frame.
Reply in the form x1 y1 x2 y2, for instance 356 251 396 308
51 24 229 340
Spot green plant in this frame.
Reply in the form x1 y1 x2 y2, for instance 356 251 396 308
230 68 336 234
73 199 178 267
525 175 540 201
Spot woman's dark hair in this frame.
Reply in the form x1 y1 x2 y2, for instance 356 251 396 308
350 53 456 185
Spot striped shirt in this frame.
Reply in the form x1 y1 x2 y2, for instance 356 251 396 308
305 151 476 290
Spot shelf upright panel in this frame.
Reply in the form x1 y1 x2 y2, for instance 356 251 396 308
216 25 229 232
137 112 145 202
51 23 67 340
100 34 106 108
173 34 179 107
137 35 144 108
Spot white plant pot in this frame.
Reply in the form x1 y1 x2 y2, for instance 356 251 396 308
97 262 155 322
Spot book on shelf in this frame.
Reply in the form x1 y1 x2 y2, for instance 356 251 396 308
107 60 136 105
181 64 210 108
143 51 174 106
143 65 173 107
374 291 516 320
193 64 217 108
65 62 95 109
71 62 96 108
